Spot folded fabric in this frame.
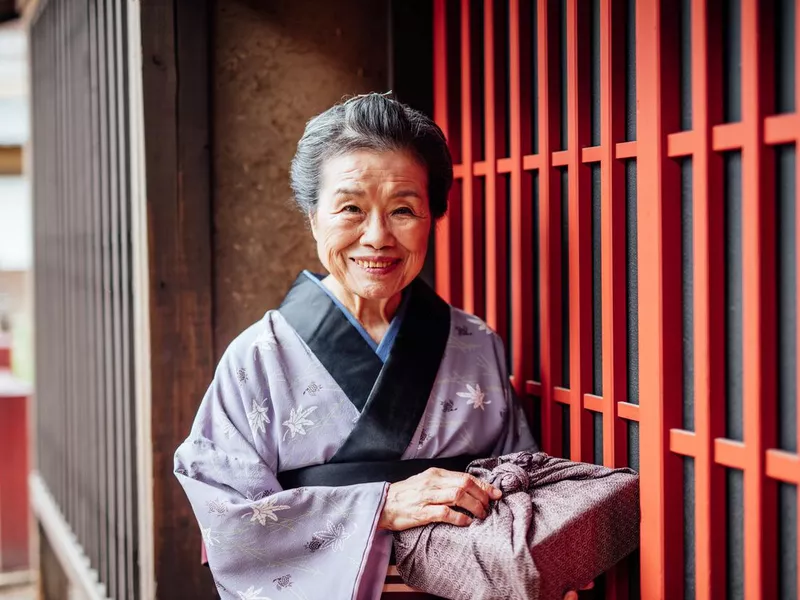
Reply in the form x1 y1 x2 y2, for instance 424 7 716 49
393 451 640 600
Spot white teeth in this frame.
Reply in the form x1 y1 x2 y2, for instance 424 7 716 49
356 259 394 269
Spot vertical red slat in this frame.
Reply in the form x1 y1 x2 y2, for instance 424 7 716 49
483 0 507 340
636 0 684 598
537 0 563 456
599 0 627 469
741 1 778 598
565 0 593 462
509 0 533 396
434 0 455 305
460 0 478 315
600 2 629 596
690 0 727 598
796 0 800 590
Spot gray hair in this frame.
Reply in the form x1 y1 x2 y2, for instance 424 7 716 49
290 93 453 219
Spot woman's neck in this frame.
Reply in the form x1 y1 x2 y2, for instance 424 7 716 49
321 276 402 343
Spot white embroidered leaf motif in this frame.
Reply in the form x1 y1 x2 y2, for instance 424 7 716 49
236 586 272 600
244 489 267 503
456 383 491 410
206 498 229 516
221 419 237 440
314 521 352 552
200 525 220 547
249 496 291 526
247 398 271 434
282 405 318 440
466 316 492 334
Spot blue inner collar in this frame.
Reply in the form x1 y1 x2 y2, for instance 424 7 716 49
301 270 409 363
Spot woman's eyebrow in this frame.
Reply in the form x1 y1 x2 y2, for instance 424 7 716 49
333 187 365 197
390 189 424 200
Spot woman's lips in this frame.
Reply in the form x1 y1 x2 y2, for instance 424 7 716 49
351 257 401 275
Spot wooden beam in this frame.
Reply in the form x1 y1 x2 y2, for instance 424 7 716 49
636 0 685 597
138 1 215 598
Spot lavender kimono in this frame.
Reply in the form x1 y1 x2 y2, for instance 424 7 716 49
174 273 535 600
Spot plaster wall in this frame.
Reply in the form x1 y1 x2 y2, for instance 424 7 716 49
213 0 389 357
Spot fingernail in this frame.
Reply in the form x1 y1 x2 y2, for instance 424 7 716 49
491 487 502 499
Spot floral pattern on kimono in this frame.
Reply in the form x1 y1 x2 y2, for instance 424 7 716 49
175 297 535 600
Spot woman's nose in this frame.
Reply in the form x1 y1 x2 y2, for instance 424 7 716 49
360 213 393 249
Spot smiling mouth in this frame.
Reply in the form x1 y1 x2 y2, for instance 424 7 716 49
351 258 401 270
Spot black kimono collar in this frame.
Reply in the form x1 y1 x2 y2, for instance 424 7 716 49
278 273 451 461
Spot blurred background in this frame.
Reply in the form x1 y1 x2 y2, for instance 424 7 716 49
0 1 798 600
0 15 31 383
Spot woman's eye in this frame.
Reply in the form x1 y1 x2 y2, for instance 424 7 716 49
393 207 414 216
342 205 362 214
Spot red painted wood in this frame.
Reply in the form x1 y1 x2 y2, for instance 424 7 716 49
714 439 747 470
599 12 630 600
460 0 484 318
432 2 795 598
565 0 593 463
614 141 637 159
636 0 685 598
509 0 533 406
434 0 462 307
689 0 727 597
669 429 697 458
765 450 800 484
666 131 696 158
536 0 564 456
581 146 602 163
482 0 508 343
599 0 628 470
433 0 451 304
796 1 800 591
741 2 778 598
763 113 800 145
616 402 640 422
710 122 745 151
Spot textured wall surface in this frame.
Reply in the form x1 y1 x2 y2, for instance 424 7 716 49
213 0 388 357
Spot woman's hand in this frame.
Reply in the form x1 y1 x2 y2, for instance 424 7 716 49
381 471 595 599
378 468 502 531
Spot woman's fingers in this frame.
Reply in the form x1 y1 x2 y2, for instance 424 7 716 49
580 581 595 590
380 469 503 531
425 487 488 519
458 472 502 502
426 469 501 502
436 471 500 507
425 504 473 527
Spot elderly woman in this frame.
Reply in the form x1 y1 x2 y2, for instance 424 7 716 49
175 94 590 600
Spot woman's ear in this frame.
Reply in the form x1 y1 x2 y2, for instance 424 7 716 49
308 210 318 241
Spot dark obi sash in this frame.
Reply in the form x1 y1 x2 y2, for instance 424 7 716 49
277 275 467 598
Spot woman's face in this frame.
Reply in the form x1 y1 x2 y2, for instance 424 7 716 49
310 149 432 302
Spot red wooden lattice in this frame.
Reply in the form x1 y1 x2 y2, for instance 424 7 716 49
432 1 800 599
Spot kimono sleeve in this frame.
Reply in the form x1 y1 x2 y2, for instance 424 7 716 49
174 333 389 600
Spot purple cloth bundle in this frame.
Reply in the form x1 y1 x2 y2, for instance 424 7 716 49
393 452 640 600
